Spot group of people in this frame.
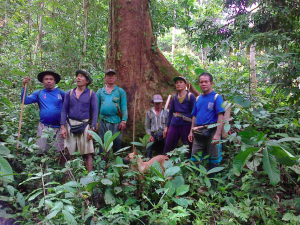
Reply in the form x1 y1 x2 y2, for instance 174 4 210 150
22 69 224 176
21 69 127 172
145 74 224 177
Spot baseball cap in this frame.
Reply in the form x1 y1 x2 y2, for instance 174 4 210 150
153 94 163 103
105 69 116 75
173 76 187 83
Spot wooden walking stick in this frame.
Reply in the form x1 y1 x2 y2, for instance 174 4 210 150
17 83 27 149
164 95 172 109
132 91 137 147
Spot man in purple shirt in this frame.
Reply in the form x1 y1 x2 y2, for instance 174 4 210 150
61 70 98 172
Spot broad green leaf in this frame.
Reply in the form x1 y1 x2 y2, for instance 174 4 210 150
165 180 176 196
88 130 104 148
0 145 10 155
105 131 120 150
224 123 230 133
101 178 113 185
28 191 43 201
267 145 297 166
45 209 59 220
125 198 136 206
233 147 259 176
204 176 211 188
130 142 144 147
0 156 13 182
172 197 193 208
6 185 15 197
104 189 116 206
150 161 164 178
277 137 300 143
116 156 123 165
176 185 189 196
207 167 225 174
103 130 112 146
146 142 154 149
17 192 25 208
172 176 185 188
62 209 77 225
63 205 75 214
262 148 280 185
164 166 181 178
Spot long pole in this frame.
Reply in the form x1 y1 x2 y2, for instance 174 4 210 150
132 91 137 144
17 83 27 149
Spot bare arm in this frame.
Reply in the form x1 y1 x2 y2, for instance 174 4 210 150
188 116 196 142
212 113 224 145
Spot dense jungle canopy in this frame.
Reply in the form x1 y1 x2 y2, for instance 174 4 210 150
0 0 300 224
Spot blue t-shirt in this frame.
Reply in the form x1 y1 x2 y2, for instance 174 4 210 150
191 91 225 126
21 88 65 128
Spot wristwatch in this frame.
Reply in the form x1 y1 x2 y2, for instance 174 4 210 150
122 121 126 124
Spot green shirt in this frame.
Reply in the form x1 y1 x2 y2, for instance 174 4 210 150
96 85 128 124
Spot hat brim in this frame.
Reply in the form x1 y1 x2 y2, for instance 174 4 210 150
173 77 187 83
153 100 163 103
76 70 92 85
37 71 61 84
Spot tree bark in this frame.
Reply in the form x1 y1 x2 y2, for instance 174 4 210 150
106 0 199 142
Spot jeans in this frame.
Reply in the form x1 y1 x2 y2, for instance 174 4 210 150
99 119 122 153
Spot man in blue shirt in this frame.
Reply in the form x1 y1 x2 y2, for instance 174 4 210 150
188 72 225 182
96 69 128 153
21 71 65 153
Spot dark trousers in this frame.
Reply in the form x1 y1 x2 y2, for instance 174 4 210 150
163 125 192 157
147 138 165 158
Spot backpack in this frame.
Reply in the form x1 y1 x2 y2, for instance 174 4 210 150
196 93 231 139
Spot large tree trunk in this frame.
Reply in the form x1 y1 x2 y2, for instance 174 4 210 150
105 0 199 143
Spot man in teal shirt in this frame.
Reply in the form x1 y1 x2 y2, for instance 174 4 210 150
96 69 128 152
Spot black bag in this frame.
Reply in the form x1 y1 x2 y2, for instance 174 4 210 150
152 132 164 142
69 121 89 135
193 128 211 140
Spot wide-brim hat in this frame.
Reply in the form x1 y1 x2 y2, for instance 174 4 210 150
105 69 116 75
37 71 61 83
76 69 92 85
173 76 187 83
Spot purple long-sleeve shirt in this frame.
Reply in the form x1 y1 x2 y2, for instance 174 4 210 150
167 91 196 127
60 87 98 129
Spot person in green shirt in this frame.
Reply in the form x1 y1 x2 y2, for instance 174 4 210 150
96 69 128 152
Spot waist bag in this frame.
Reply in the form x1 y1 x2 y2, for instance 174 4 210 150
68 119 89 135
193 127 212 140
152 132 164 142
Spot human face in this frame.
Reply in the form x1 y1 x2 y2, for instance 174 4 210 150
175 79 187 92
153 102 162 110
105 73 117 85
42 75 56 90
76 73 89 87
199 75 213 94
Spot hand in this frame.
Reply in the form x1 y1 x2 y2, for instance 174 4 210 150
61 125 67 139
23 76 30 87
87 132 93 141
212 133 221 145
163 127 168 138
119 121 126 131
149 135 154 142
188 131 193 143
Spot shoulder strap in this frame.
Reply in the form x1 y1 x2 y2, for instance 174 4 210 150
188 92 191 102
70 89 73 97
214 93 219 101
196 94 201 102
89 89 92 98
